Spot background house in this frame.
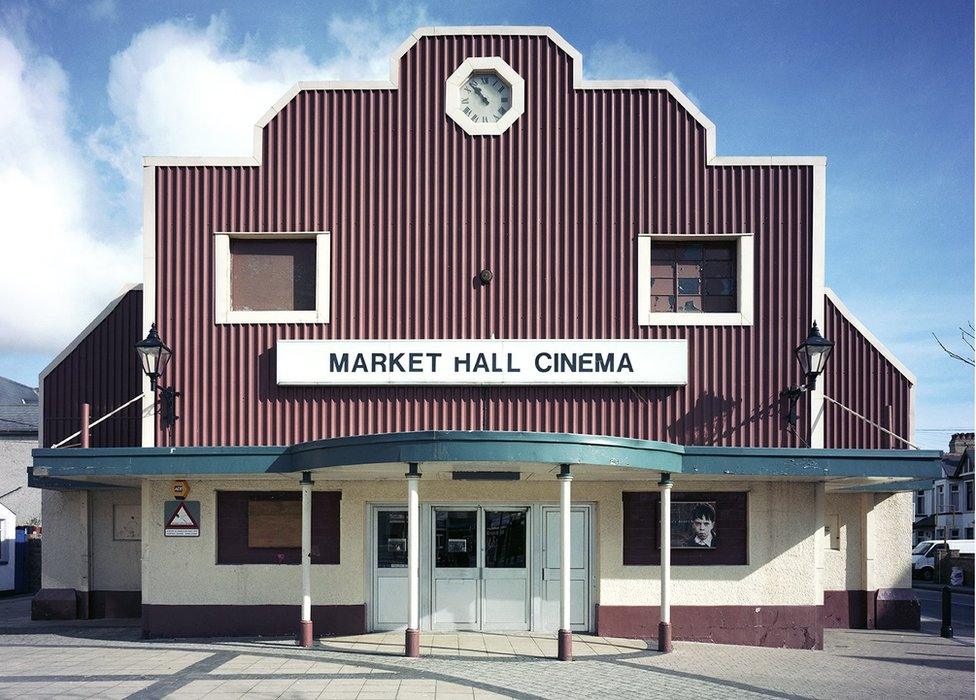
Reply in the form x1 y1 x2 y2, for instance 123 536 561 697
913 432 975 543
0 376 40 525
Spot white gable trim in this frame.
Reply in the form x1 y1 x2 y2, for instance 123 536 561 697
825 287 916 384
141 26 826 169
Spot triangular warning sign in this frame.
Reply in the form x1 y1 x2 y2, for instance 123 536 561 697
166 503 198 528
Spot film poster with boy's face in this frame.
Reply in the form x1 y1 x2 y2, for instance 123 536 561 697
672 501 717 548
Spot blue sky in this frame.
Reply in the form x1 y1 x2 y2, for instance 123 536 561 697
0 0 971 449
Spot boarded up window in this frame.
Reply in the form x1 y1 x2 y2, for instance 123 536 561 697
248 498 301 548
622 491 748 565
230 238 316 311
216 491 340 565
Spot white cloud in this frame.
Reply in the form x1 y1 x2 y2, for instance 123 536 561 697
0 5 432 355
584 39 698 108
0 30 139 354
89 8 431 188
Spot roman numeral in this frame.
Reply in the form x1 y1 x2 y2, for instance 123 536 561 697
463 107 472 115
501 97 510 104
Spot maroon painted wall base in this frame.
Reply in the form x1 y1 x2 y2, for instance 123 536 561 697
31 588 79 620
89 590 142 619
557 629 572 661
299 620 314 647
142 604 366 638
596 604 823 650
658 621 672 652
824 589 920 631
405 628 420 657
875 588 921 630
31 589 141 620
823 590 868 629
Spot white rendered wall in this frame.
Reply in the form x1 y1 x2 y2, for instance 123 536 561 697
90 488 142 591
824 493 864 591
598 481 820 606
871 492 913 590
823 491 913 593
40 489 89 591
141 477 823 608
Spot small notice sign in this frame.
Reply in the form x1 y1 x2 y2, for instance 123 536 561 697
164 500 200 537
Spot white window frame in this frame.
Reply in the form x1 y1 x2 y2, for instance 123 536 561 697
214 231 331 325
637 233 754 326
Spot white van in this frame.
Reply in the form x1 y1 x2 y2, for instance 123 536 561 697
912 539 975 580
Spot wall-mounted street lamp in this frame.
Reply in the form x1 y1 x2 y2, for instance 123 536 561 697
781 321 834 429
135 322 180 429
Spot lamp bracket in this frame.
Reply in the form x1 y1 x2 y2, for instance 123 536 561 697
158 386 180 429
780 385 807 428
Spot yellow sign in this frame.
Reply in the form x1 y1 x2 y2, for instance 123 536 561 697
172 479 190 500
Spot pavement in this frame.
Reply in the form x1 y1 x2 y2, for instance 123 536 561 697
0 595 972 699
915 585 975 639
913 580 975 595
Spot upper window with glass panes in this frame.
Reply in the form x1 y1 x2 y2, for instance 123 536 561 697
651 242 737 313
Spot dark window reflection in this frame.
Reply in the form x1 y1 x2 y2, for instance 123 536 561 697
377 511 407 568
435 510 477 568
485 510 526 568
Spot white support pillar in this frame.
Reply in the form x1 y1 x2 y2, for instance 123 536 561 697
658 472 673 652
557 463 573 661
405 463 421 657
299 471 314 647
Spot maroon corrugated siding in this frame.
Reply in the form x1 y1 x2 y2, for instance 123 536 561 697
823 296 912 449
154 33 816 448
42 289 143 448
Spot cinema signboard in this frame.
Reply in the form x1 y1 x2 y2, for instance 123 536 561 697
275 339 688 386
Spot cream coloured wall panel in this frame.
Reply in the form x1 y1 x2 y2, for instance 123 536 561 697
40 488 89 591
871 491 913 590
824 493 863 591
90 488 141 591
141 476 822 609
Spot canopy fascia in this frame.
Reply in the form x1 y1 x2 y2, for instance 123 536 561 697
31 430 942 484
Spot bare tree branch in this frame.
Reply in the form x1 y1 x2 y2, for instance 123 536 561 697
933 331 976 367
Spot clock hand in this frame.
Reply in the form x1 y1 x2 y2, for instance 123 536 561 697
471 84 490 105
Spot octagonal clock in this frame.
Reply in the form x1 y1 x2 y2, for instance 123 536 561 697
445 57 525 136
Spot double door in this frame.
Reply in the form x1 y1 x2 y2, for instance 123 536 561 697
430 507 529 631
370 503 590 632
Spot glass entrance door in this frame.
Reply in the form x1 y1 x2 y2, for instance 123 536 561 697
372 509 409 630
430 506 529 631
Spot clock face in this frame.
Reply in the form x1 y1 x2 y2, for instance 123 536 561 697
445 57 524 136
459 71 513 124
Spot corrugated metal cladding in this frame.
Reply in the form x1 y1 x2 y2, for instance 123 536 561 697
823 296 912 449
42 289 143 448
154 33 818 448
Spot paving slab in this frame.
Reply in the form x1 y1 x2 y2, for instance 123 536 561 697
0 613 970 699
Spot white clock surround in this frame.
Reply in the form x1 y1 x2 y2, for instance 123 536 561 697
445 56 525 136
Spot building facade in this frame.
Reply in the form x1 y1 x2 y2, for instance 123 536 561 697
31 27 939 655
0 376 40 525
913 433 975 544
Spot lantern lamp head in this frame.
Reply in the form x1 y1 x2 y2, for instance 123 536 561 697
794 321 834 390
135 323 173 391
